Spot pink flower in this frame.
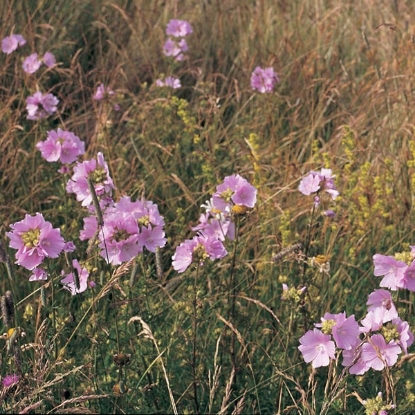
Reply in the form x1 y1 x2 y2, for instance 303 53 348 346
29 267 48 281
137 225 166 253
66 152 115 207
36 128 85 164
156 76 181 89
316 312 359 350
360 309 384 333
22 53 42 74
2 374 19 387
391 317 414 354
61 259 93 295
1 34 25 54
6 213 65 271
298 328 336 368
360 334 401 371
63 241 76 253
298 168 339 200
172 235 227 273
99 213 140 265
366 289 398 323
166 19 193 37
212 174 257 213
93 83 114 101
43 51 56 67
402 260 415 291
298 174 321 196
250 66 279 93
26 91 59 120
373 254 407 291
162 38 184 60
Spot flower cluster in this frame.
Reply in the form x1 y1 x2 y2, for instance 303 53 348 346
36 128 85 164
250 66 279 93
66 152 166 265
66 152 115 207
299 250 414 374
26 91 59 120
22 51 56 74
156 18 192 89
80 195 167 265
155 77 181 89
163 19 192 61
172 174 257 273
373 248 415 291
1 34 26 54
362 392 396 415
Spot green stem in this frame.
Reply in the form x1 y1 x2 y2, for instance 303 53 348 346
192 263 200 414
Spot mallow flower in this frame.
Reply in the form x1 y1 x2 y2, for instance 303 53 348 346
61 259 94 295
6 213 65 271
298 328 336 368
166 19 193 37
66 152 115 207
1 34 26 54
26 91 59 120
36 128 85 164
251 66 279 93
212 174 257 214
172 235 227 273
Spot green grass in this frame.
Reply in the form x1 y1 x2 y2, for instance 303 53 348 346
1 0 415 413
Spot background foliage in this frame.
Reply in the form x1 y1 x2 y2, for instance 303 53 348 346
1 0 415 413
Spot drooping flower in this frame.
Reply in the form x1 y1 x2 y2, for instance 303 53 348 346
1 34 26 54
26 91 59 120
298 328 336 368
166 19 193 37
250 66 279 93
6 213 65 271
66 152 115 207
36 128 85 164
172 235 227 273
61 259 93 295
22 52 42 74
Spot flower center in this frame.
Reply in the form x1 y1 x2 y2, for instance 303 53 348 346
219 188 234 203
21 228 40 248
113 228 129 242
321 319 336 335
90 167 107 185
193 244 208 262
381 323 400 343
138 215 150 227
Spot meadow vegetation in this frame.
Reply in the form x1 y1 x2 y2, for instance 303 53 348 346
1 0 415 413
